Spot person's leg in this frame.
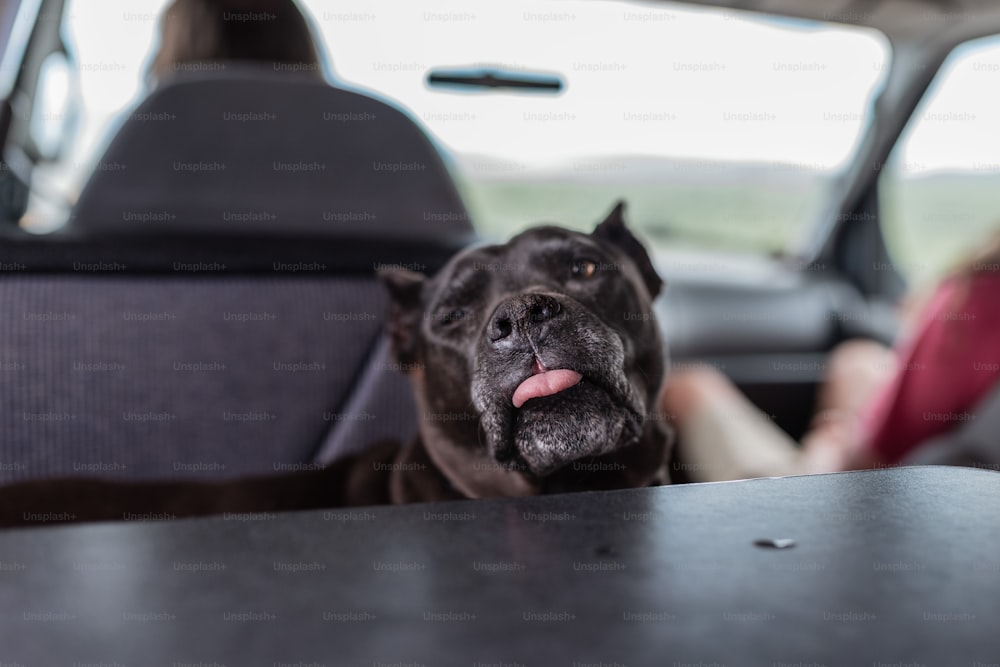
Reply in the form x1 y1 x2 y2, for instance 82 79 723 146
662 341 897 481
815 339 896 416
798 339 896 473
661 365 799 482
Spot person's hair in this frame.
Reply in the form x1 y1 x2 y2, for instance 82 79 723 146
951 227 1000 279
148 0 322 82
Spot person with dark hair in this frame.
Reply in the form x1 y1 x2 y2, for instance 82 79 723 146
661 231 1000 481
147 0 323 83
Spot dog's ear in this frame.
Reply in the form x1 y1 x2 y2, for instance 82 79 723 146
377 268 426 368
592 200 664 299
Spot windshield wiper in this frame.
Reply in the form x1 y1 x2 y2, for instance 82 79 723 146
426 67 563 93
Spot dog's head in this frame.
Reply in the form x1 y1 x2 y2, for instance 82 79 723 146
379 202 672 497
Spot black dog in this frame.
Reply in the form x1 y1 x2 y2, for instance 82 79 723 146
0 203 672 526
381 201 672 498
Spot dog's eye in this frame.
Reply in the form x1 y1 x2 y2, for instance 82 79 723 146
571 259 598 280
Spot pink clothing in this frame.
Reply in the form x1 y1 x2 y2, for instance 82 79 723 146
864 273 1000 463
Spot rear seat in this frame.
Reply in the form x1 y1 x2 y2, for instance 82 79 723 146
70 66 470 237
0 68 474 484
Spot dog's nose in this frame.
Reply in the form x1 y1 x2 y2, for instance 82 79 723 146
487 294 562 344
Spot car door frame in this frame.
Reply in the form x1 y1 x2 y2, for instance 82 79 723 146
0 0 73 226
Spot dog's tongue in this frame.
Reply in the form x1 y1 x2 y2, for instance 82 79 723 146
512 369 583 408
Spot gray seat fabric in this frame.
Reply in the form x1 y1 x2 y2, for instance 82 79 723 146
69 66 470 236
0 275 413 483
313 333 420 465
903 380 1000 470
0 68 471 484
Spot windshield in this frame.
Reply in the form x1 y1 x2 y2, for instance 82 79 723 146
312 1 888 255
29 0 888 256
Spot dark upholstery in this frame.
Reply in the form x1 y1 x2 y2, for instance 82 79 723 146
69 67 471 236
0 275 422 483
1 67 472 484
312 333 421 464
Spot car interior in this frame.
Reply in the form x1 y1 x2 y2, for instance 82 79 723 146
1 61 478 482
2 0 999 483
2 0 1000 661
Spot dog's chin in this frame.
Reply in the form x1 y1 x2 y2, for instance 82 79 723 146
510 381 640 477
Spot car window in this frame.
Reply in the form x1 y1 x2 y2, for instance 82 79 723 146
880 34 1000 289
24 0 888 259
20 0 172 232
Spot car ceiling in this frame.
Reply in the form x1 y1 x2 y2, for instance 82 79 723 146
658 0 1000 44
